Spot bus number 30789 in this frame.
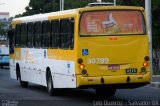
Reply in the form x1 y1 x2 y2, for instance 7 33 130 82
87 58 109 64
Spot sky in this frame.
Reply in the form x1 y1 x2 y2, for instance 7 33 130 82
0 0 30 17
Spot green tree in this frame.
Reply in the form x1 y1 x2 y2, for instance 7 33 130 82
15 0 59 17
16 0 115 17
152 0 160 49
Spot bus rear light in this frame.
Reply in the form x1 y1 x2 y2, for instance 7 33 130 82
141 67 146 73
82 69 87 75
144 56 149 61
78 58 83 64
79 64 85 69
143 62 149 67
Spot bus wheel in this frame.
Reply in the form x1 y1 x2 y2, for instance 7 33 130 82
47 71 55 96
96 88 116 96
17 66 28 88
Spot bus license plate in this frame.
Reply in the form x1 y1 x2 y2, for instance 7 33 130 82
108 65 120 70
126 68 137 74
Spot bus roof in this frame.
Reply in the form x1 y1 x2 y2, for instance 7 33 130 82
12 6 144 25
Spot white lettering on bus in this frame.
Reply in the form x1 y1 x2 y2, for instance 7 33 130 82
88 58 109 64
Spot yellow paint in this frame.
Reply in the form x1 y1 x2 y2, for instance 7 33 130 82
10 48 21 60
76 36 150 76
75 6 150 87
76 72 150 87
47 49 76 61
11 20 22 28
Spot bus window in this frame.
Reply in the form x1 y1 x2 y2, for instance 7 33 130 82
34 21 42 48
70 18 74 50
27 22 34 47
8 29 15 54
80 10 146 36
21 23 27 47
15 24 21 47
42 21 50 48
50 20 59 49
60 19 70 49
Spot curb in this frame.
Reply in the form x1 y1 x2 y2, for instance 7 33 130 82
150 82 160 88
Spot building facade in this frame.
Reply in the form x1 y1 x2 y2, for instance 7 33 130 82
0 12 9 21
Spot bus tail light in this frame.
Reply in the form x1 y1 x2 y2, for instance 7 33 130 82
79 64 85 69
143 62 149 67
82 69 87 75
141 67 146 72
144 56 149 61
78 58 87 75
78 58 83 64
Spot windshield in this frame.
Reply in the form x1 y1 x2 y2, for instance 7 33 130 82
80 10 146 36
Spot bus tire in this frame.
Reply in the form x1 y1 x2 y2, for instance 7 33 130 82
46 71 55 96
17 65 28 88
96 88 116 96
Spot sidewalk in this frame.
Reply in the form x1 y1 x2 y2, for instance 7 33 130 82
150 75 160 88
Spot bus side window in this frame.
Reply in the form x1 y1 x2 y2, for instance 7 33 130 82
42 21 50 48
27 22 34 48
34 21 42 48
13 29 15 48
60 19 70 49
50 20 59 49
8 29 15 54
15 24 21 47
70 18 74 50
21 23 27 47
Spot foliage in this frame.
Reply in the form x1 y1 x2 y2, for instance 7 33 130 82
15 0 59 17
152 0 160 49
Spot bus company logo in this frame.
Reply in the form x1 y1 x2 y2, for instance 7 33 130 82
82 49 89 56
25 51 34 63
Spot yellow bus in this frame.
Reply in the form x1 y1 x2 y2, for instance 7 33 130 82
8 4 151 96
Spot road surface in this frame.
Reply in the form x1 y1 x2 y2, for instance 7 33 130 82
0 68 160 106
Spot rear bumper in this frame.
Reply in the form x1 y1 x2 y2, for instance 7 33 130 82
76 72 151 89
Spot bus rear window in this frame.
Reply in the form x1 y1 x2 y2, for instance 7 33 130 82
80 10 146 36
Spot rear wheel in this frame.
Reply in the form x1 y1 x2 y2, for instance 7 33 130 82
47 71 55 96
96 88 116 96
17 66 28 87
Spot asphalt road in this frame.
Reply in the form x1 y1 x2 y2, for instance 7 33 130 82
0 68 160 106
